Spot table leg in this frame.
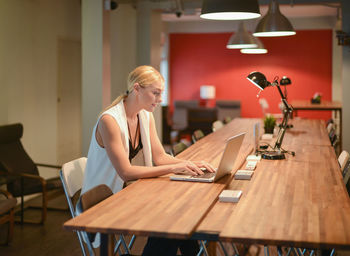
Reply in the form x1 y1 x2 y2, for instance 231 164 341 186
21 177 24 225
100 233 109 256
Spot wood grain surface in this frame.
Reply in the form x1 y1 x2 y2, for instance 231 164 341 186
63 118 254 239
291 100 342 110
197 118 350 249
64 118 350 249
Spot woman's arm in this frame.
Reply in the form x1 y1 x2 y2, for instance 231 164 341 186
97 115 204 181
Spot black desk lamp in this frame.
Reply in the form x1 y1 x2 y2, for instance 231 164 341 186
247 71 295 160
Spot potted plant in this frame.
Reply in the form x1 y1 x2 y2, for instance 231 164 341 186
263 115 276 134
311 92 322 104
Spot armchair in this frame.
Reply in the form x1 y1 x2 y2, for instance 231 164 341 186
0 189 17 244
0 123 62 224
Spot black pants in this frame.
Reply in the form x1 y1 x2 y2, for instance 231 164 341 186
142 237 200 256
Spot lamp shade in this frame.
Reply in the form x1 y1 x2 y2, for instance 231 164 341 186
280 76 291 85
240 37 268 54
227 22 258 49
253 0 296 37
200 0 261 20
247 71 270 90
200 85 216 99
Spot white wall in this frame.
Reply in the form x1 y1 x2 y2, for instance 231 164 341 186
0 0 81 177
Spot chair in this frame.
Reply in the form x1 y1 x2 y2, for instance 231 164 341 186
60 158 134 256
187 107 217 135
212 120 224 132
223 116 232 124
338 150 350 173
171 142 188 156
0 123 62 224
192 130 205 143
258 98 283 119
216 100 241 121
0 189 17 244
172 100 199 131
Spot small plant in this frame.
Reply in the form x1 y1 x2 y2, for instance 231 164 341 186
263 115 276 134
311 92 322 104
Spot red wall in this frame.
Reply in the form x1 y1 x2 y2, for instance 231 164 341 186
169 30 332 119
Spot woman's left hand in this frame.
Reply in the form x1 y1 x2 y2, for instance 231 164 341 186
192 161 216 173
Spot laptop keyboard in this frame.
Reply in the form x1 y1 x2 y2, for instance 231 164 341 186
191 171 215 179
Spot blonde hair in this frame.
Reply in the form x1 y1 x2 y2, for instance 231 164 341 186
103 65 164 112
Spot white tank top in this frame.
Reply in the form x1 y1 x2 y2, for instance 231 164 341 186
81 100 153 195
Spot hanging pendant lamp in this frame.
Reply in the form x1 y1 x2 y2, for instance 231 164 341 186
200 0 261 20
240 37 268 54
227 22 258 49
253 0 296 37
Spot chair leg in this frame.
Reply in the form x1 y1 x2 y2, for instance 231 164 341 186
264 246 270 256
218 241 229 256
8 208 15 244
197 240 208 256
231 243 240 256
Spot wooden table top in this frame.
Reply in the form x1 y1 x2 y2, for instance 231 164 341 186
64 118 350 249
291 100 342 110
63 118 254 239
196 118 350 249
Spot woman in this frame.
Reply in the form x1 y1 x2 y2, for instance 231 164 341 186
81 65 215 255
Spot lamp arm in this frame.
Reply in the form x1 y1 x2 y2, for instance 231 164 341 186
274 84 293 150
274 110 290 149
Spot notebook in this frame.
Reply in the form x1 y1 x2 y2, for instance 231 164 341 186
170 132 246 183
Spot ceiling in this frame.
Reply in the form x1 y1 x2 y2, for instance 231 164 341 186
116 0 340 22
161 2 339 21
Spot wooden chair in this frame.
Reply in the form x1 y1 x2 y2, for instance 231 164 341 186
212 120 224 132
0 189 17 244
171 142 188 156
192 129 205 143
60 158 134 256
0 123 62 224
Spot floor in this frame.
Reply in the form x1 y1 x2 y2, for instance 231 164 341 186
0 193 349 256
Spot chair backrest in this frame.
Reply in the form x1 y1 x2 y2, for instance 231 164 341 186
0 123 40 196
60 157 93 255
192 129 205 143
212 120 224 132
223 116 232 124
339 150 350 173
327 122 334 134
172 142 188 156
172 100 199 130
216 100 241 121
342 161 350 188
61 157 87 199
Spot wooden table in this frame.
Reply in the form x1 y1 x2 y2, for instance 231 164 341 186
291 100 342 151
64 118 350 255
197 118 350 250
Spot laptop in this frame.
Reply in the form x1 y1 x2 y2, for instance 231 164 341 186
170 132 246 183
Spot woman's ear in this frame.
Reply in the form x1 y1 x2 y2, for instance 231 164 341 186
133 83 140 92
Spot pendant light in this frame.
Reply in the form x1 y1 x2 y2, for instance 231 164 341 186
227 22 258 49
200 0 261 20
253 0 296 37
240 38 268 54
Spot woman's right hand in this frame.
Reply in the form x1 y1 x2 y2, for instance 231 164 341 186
171 161 204 176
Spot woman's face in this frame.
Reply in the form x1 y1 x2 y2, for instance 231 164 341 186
137 80 163 112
